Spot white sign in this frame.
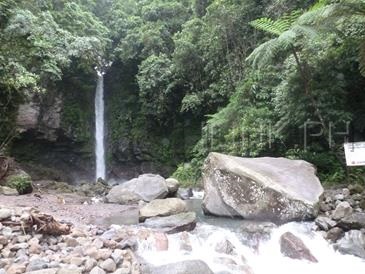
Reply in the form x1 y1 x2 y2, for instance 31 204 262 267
344 142 365 166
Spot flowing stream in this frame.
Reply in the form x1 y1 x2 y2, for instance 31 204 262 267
95 70 106 180
137 197 365 274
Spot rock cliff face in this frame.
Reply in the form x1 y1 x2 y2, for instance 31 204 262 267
202 152 324 224
11 79 95 182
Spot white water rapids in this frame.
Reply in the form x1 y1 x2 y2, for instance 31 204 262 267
137 199 365 274
95 70 106 180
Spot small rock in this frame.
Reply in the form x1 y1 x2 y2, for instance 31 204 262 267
97 249 113 260
84 258 97 272
70 257 85 266
84 246 99 259
332 201 353 220
0 236 8 246
334 194 345 201
64 237 78 247
342 188 350 198
90 266 106 274
92 238 104 249
0 208 12 220
26 258 49 272
100 258 116 272
348 184 364 195
111 249 125 265
9 242 28 251
7 264 26 274
24 269 59 274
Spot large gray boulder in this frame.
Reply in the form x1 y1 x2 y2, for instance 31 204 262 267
148 260 214 274
202 153 323 223
335 230 365 259
143 212 197 234
139 198 187 220
106 174 168 204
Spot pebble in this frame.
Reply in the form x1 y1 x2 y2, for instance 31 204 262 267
100 258 117 272
90 266 106 274
84 258 97 272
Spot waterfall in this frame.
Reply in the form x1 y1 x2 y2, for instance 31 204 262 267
95 70 106 181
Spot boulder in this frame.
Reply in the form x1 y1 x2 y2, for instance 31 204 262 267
202 153 323 223
335 230 365 259
139 198 187 220
106 186 141 204
337 213 365 230
165 178 179 196
149 260 214 274
280 232 318 263
107 174 168 203
143 212 197 233
332 201 353 220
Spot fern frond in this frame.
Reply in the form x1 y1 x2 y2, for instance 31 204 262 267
246 38 281 68
250 18 283 36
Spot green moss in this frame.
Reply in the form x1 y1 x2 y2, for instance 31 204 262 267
6 173 33 195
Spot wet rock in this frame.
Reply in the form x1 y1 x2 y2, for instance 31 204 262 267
202 153 323 223
335 230 365 259
337 213 365 230
143 212 196 233
326 227 344 242
280 232 318 263
149 260 214 274
332 201 353 220
177 188 193 200
180 232 192 251
139 198 187 220
215 239 236 255
315 216 336 231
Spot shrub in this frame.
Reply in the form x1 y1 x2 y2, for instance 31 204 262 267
6 172 33 194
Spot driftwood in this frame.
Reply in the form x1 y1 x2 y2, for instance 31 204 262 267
1 212 72 236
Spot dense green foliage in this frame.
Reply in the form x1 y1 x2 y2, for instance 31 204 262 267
1 0 364 184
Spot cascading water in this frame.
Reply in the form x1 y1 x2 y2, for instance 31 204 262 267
137 196 365 274
95 69 106 180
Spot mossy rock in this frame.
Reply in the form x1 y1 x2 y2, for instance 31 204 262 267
5 171 33 195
